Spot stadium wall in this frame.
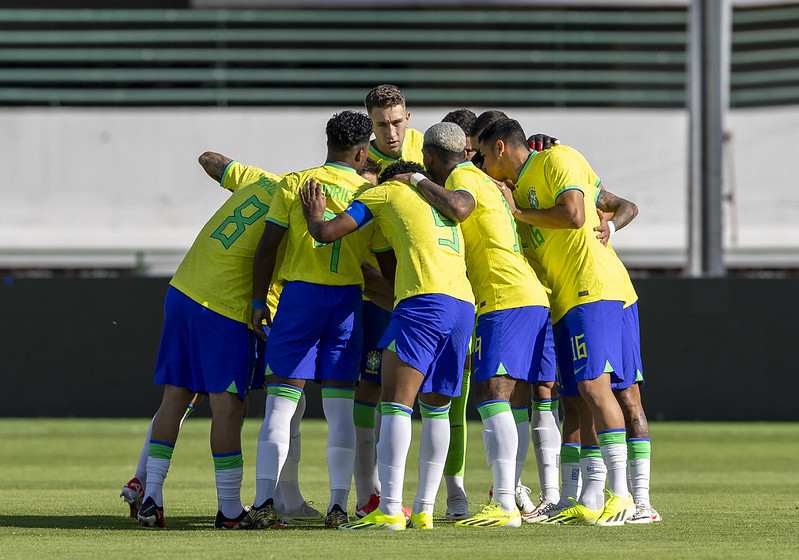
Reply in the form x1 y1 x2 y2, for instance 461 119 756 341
1 276 795 421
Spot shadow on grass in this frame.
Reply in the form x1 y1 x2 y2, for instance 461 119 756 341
0 515 332 531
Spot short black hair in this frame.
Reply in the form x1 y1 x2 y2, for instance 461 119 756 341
442 109 477 136
378 161 427 185
326 110 373 151
473 110 509 138
478 118 528 150
359 158 381 179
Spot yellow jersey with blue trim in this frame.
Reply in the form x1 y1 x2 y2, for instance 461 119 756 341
265 162 374 288
170 161 281 324
513 145 628 323
354 180 474 307
445 161 549 316
368 128 425 173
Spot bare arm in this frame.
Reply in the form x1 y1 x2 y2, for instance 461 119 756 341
361 261 394 312
251 222 286 338
392 172 475 223
300 178 360 243
595 185 638 232
506 188 585 229
198 151 232 184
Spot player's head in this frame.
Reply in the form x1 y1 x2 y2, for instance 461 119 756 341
326 110 374 171
358 158 381 186
477 118 529 182
378 160 427 185
422 122 466 184
442 109 477 160
471 109 509 148
365 84 410 159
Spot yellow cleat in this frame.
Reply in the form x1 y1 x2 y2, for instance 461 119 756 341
338 507 406 530
595 494 635 526
539 499 601 525
407 510 434 529
455 502 522 528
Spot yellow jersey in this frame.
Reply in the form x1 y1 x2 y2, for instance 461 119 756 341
445 161 549 316
513 145 627 323
354 180 474 307
266 162 374 288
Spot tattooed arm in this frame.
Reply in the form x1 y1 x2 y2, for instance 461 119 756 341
198 151 233 184
594 184 638 245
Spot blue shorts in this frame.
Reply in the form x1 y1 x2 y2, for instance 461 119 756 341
153 286 255 399
378 294 474 398
553 300 624 398
360 300 391 384
533 316 557 384
611 303 645 391
473 305 549 384
265 281 363 382
251 334 267 391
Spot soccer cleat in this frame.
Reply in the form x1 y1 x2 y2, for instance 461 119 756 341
445 496 470 520
407 510 434 529
650 506 662 522
355 493 380 519
233 498 277 530
625 501 653 524
525 498 558 523
539 499 601 525
120 477 145 519
515 484 536 516
281 501 325 525
214 507 250 529
455 502 522 528
325 504 349 528
595 494 635 526
137 496 165 528
338 508 406 530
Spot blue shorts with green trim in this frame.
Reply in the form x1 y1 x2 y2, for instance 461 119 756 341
359 300 391 385
473 305 549 384
265 281 363 382
611 302 645 391
553 300 624 398
154 286 255 400
534 316 557 384
378 294 473 398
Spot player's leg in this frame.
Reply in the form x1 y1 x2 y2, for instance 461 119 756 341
209 389 247 529
412 392 452 528
509 383 535 517
121 415 153 518
530 381 562 515
444 359 471 520
353 380 382 516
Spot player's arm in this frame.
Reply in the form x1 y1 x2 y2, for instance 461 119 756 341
594 185 638 245
503 186 585 230
392 173 475 223
361 261 394 312
300 178 360 243
251 222 286 338
198 151 232 184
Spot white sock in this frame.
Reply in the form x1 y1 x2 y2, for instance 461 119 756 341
254 388 300 507
143 457 169 507
134 416 154 484
215 466 244 519
353 400 379 506
276 393 306 512
531 407 562 503
445 475 467 501
628 458 651 506
373 407 382 495
413 403 451 515
578 452 606 511
322 391 356 511
512 407 530 486
482 407 518 513
602 445 629 498
377 403 413 516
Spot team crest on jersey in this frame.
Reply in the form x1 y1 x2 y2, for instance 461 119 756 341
366 350 382 374
527 188 539 209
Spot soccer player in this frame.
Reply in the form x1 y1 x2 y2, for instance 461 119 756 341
133 151 291 530
301 160 475 530
365 84 425 174
392 123 551 527
237 110 375 530
478 118 635 526
442 109 477 160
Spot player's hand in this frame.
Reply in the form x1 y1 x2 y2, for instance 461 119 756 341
527 133 559 152
594 208 610 246
391 172 414 185
491 177 518 212
251 308 272 340
300 178 327 221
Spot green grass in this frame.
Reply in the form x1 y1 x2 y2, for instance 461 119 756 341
0 419 797 559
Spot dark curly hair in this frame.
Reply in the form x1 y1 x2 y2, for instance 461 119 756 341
378 160 427 185
326 110 373 151
442 108 477 137
358 158 381 179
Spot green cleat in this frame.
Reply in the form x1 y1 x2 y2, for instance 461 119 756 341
455 502 522 528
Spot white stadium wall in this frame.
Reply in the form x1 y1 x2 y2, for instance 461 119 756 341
1 105 798 274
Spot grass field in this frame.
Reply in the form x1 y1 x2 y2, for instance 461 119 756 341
0 419 797 559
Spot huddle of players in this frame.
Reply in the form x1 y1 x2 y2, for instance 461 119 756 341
122 84 657 530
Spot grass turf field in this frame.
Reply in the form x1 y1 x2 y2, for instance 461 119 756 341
0 419 796 560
